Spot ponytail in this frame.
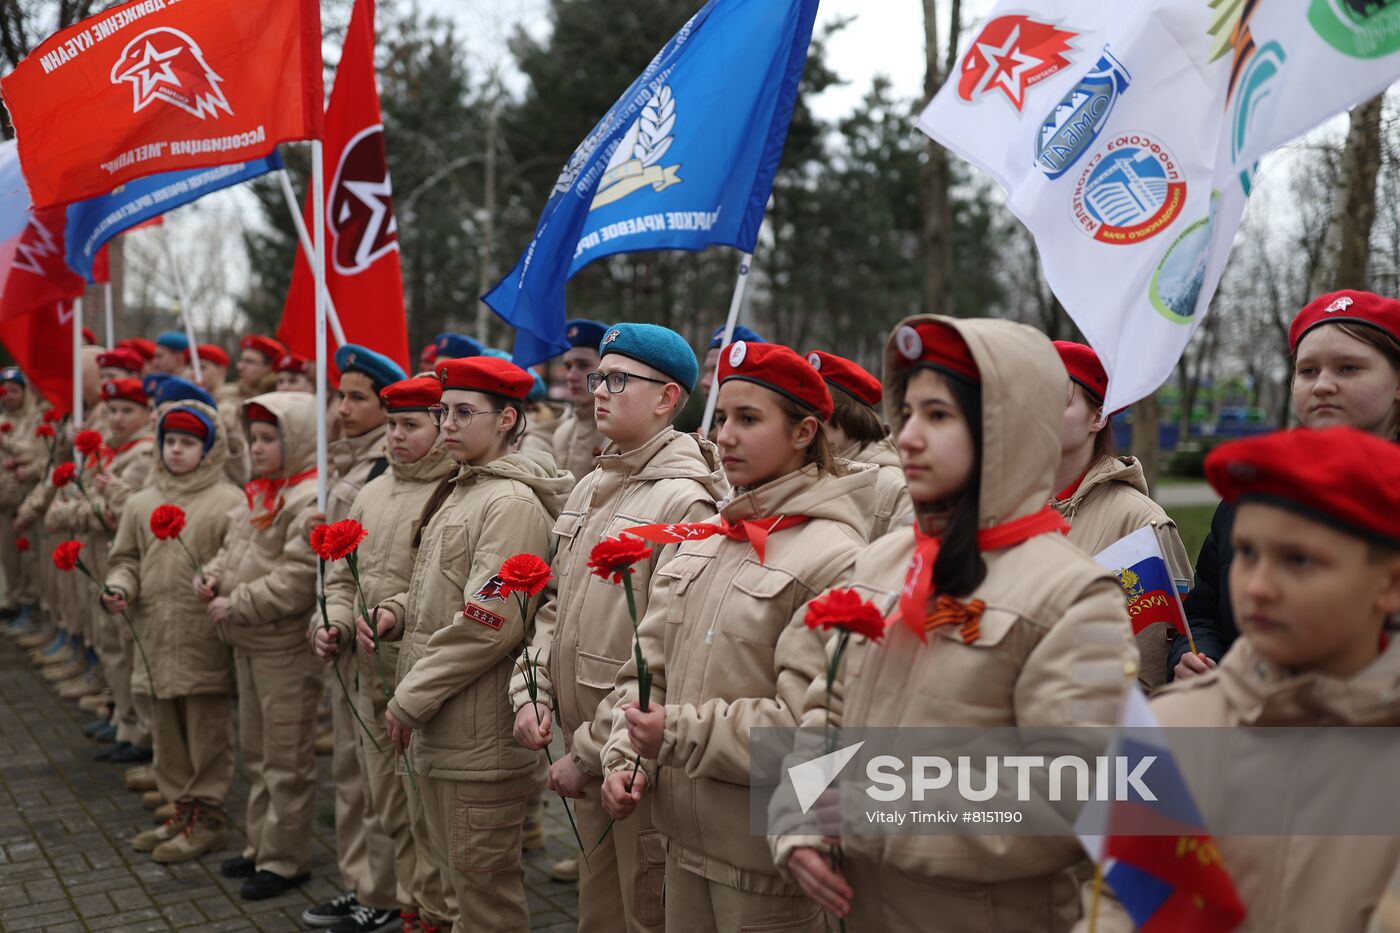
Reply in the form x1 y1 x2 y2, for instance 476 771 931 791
414 475 456 548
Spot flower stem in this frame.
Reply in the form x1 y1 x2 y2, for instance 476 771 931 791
317 558 383 754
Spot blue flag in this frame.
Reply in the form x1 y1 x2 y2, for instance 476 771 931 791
484 0 820 366
65 151 285 283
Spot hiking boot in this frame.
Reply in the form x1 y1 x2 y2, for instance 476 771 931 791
546 857 580 882
124 765 157 791
303 891 360 927
153 801 179 823
58 667 104 699
153 804 227 863
240 869 310 901
328 904 400 933
141 790 165 810
17 622 55 649
43 653 85 680
132 802 190 853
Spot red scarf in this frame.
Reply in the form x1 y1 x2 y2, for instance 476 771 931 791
244 467 317 522
626 515 810 565
893 506 1070 641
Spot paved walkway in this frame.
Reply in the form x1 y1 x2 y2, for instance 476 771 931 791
0 635 580 932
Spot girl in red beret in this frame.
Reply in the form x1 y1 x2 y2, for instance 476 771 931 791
1173 289 1400 683
382 358 572 932
598 341 878 931
1051 341 1192 690
775 316 1135 932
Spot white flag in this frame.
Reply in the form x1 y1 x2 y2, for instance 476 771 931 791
919 0 1400 411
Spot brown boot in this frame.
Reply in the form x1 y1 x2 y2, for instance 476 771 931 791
141 790 165 810
58 668 104 699
132 802 190 853
43 654 84 680
152 803 227 863
124 766 157 792
17 625 55 649
153 801 178 823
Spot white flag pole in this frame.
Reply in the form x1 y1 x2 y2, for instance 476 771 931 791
71 299 83 425
103 283 115 347
698 251 754 437
312 141 329 514
159 227 203 384
277 168 348 346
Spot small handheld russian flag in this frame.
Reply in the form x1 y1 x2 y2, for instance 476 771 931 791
1094 525 1195 653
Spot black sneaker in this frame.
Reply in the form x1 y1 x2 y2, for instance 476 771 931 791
219 855 256 879
240 869 310 901
329 905 401 933
109 743 154 765
95 741 130 762
93 723 118 743
302 891 360 927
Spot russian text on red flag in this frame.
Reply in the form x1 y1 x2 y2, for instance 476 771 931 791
276 0 407 374
1 0 324 209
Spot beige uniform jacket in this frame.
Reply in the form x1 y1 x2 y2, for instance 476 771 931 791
204 392 320 655
106 401 241 697
602 462 878 895
771 317 1137 932
385 451 572 782
507 427 729 777
553 403 607 482
1055 454 1193 691
0 390 46 510
1080 637 1400 933
839 437 914 540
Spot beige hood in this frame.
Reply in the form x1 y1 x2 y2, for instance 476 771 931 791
459 449 573 521
151 399 230 496
242 390 319 477
1213 637 1400 726
625 429 730 502
884 315 1067 528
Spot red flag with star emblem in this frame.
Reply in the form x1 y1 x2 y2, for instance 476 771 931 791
0 208 87 413
276 0 409 374
0 0 323 210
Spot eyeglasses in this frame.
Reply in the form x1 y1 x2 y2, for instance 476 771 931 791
586 370 671 395
427 403 504 427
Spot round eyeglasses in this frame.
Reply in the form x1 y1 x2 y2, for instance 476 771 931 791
427 403 504 427
586 370 671 395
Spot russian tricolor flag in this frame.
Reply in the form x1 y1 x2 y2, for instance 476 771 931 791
1094 526 1191 638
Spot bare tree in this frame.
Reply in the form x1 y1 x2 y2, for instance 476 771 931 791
1309 94 1385 295
920 0 960 316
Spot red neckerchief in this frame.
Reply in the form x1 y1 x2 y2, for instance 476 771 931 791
892 506 1070 641
626 515 811 565
245 467 317 519
1054 468 1090 503
113 435 151 457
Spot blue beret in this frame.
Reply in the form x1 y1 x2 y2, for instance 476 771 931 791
151 375 215 409
0 366 24 385
480 347 513 362
141 373 173 400
601 323 700 393
335 344 407 390
434 333 483 360
565 319 607 351
709 325 765 350
482 348 549 403
156 331 191 352
158 405 217 453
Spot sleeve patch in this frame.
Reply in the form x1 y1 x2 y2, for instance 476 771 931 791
464 603 506 630
472 575 507 602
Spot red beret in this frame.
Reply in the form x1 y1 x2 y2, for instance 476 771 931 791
381 376 442 412
241 334 287 362
196 344 230 367
81 326 96 346
888 319 980 384
1289 290 1400 354
419 344 438 366
97 347 145 374
1205 427 1400 548
118 338 156 361
244 402 278 424
162 409 209 440
719 341 833 421
1054 341 1108 402
436 357 534 401
805 350 882 408
275 353 311 375
100 377 146 406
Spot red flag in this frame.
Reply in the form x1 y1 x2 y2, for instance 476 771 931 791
92 244 111 285
1 0 323 209
276 0 408 374
0 209 86 413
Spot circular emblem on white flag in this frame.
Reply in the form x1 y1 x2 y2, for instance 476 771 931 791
728 341 748 368
807 352 821 370
895 326 923 361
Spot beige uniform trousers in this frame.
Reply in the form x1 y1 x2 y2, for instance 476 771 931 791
352 661 417 910
0 512 35 606
331 652 398 908
151 694 235 809
235 648 323 878
421 775 537 933
662 857 826 933
572 785 665 932
403 755 453 924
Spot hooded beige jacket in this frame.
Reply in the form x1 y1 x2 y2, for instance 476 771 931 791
840 437 914 540
770 317 1136 931
106 400 242 697
601 462 878 895
1080 637 1400 933
385 450 572 782
0 388 46 510
507 427 729 777
204 391 320 655
553 403 607 482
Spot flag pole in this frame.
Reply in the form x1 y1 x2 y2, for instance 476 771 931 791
103 282 115 347
312 141 329 515
159 227 203 384
277 168 348 346
71 299 83 424
698 251 754 437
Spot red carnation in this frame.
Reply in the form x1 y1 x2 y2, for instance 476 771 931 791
42 409 61 424
51 461 77 488
587 535 654 584
310 519 368 561
498 553 552 598
150 504 187 541
52 539 84 571
74 430 103 456
16 536 30 552
804 588 886 643
0 422 12 434
35 424 55 439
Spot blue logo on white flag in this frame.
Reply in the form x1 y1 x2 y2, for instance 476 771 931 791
1035 49 1131 180
65 151 284 283
484 0 820 367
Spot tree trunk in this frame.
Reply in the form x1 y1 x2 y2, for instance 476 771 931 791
921 0 954 316
1132 392 1162 495
1309 93 1385 295
476 87 500 346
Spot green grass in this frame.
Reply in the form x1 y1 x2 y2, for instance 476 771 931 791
1165 504 1216 564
